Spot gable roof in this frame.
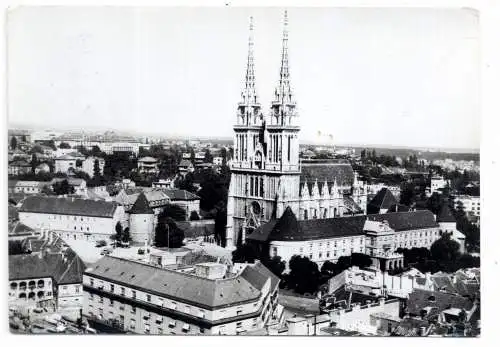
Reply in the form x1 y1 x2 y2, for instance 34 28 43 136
300 163 354 187
85 256 268 309
263 207 366 242
407 289 474 316
250 210 438 243
19 196 119 218
163 189 200 201
366 210 438 231
129 192 154 214
367 188 398 211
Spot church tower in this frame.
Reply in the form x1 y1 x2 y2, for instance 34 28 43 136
226 11 301 249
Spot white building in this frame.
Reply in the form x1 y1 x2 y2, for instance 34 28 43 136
430 176 448 195
248 208 441 269
137 156 159 174
82 257 281 335
18 196 126 242
453 195 480 218
54 153 104 178
212 157 224 165
12 180 50 194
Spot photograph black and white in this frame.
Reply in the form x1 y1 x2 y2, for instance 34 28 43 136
6 6 480 336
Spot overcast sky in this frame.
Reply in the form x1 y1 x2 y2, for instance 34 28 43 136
8 7 479 149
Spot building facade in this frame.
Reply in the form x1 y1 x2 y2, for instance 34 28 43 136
18 196 125 242
83 257 281 335
248 208 442 269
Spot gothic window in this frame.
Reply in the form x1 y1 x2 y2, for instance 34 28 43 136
251 202 261 216
304 210 308 220
260 177 264 197
250 177 254 196
287 136 291 161
323 209 327 218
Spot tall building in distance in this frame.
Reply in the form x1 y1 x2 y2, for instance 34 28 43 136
226 11 369 249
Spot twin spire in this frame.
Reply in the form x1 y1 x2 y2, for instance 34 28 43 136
241 11 295 110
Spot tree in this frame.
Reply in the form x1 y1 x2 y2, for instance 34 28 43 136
232 243 258 263
426 193 445 215
122 227 130 243
154 217 184 248
10 136 17 150
30 153 38 173
263 256 286 278
93 159 101 178
163 204 187 221
52 179 75 195
351 253 372 268
47 140 57 150
91 145 103 157
287 255 321 294
204 149 213 163
114 222 123 244
430 233 460 264
59 142 71 149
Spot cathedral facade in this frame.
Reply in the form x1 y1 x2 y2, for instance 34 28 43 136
225 12 367 249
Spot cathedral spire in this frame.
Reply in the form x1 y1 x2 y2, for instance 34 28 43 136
241 16 258 106
273 10 294 108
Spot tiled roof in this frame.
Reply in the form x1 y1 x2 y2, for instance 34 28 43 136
178 159 193 167
115 188 171 210
366 210 438 231
392 318 429 337
85 256 270 309
261 207 366 242
9 254 54 280
250 209 438 243
129 192 154 214
138 156 158 162
19 196 119 218
8 222 33 235
163 189 200 201
407 289 474 316
8 206 19 221
9 160 31 167
367 188 398 212
387 203 410 213
300 163 354 187
9 247 85 285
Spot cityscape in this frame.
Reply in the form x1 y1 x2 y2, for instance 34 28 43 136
7 8 480 336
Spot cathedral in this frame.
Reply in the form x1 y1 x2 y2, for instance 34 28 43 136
225 12 367 249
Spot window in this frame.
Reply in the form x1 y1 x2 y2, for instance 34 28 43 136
109 299 114 307
131 306 136 314
120 287 125 296
326 252 330 258
168 321 176 328
90 279 94 287
132 290 136 299
318 253 322 259
147 294 151 302
75 286 80 293
309 254 313 259
110 284 114 292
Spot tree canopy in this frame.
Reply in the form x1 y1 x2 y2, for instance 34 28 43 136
154 217 185 248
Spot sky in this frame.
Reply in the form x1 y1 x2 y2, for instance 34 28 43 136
7 7 480 149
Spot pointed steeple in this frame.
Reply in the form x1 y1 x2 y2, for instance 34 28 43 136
240 16 259 107
272 10 296 113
